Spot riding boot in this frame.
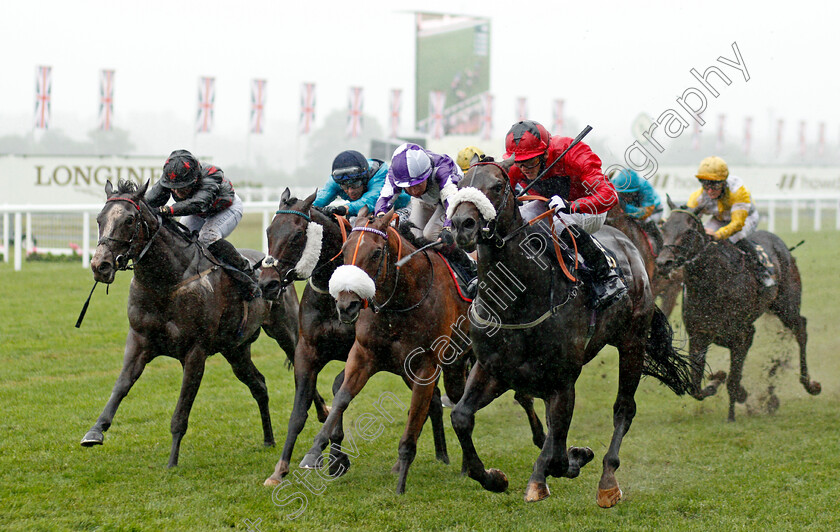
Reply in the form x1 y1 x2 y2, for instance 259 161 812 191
560 225 627 310
735 239 775 288
208 239 262 301
441 245 478 299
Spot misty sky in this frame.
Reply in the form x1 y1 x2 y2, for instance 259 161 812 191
1 0 838 168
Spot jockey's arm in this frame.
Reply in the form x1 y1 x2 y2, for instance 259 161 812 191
714 209 748 240
312 181 340 209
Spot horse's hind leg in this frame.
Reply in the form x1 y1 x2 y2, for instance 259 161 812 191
223 344 274 446
81 331 150 447
514 391 546 449
451 363 509 493
689 333 723 399
326 369 352 477
168 347 208 468
393 376 439 494
427 386 449 464
724 327 754 422
774 305 821 395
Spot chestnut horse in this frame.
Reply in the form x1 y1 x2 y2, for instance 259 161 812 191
656 200 821 421
83 180 299 467
448 160 695 507
260 190 452 485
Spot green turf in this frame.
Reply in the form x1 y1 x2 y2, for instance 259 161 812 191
1 227 838 531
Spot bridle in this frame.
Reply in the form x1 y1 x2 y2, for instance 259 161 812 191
461 161 514 247
98 196 162 270
346 221 434 313
660 209 712 269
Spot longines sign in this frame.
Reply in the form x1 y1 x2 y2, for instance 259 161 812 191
2 154 164 204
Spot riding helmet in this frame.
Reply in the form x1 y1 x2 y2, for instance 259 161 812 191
161 150 200 189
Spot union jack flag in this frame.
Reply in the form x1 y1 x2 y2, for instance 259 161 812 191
196 77 215 134
389 89 401 139
716 114 725 152
799 120 806 157
743 116 752 156
98 69 115 131
818 122 825 156
552 99 564 136
429 91 445 140
250 79 266 134
776 119 784 157
692 121 701 150
480 93 493 141
299 82 315 134
516 97 528 122
34 66 52 130
346 86 364 138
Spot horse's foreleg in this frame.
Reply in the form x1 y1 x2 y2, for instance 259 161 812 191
265 345 327 486
428 386 449 464
81 331 150 447
168 347 207 468
689 334 720 399
222 345 273 446
514 391 546 449
299 346 371 471
724 326 754 422
326 369 351 478
391 378 437 495
450 362 508 493
597 344 644 508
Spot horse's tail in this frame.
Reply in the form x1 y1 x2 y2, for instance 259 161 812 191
643 306 697 396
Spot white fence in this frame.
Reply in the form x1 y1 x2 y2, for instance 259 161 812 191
2 191 839 271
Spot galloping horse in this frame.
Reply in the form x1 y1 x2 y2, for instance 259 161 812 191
83 180 299 467
656 198 821 421
448 160 695 507
260 190 451 485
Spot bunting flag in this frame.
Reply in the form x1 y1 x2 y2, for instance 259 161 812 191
776 119 784 157
346 86 364 138
818 122 825 156
516 97 528 122
552 99 564 135
480 93 493 141
34 66 52 130
249 79 267 134
743 116 752 156
692 121 701 150
299 82 316 134
429 90 446 139
799 120 806 157
716 114 725 151
195 77 215 134
389 89 402 139
98 69 115 131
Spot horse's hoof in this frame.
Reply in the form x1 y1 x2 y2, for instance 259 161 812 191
317 406 331 423
436 453 450 465
804 380 821 395
710 370 727 383
266 460 290 485
570 446 595 467
299 452 320 470
264 476 281 487
596 486 622 508
766 394 780 414
329 454 351 477
483 468 508 493
264 440 276 447
734 386 748 404
524 481 550 502
80 431 104 447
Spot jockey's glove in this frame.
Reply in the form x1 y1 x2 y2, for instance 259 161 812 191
157 205 174 216
549 195 571 215
325 205 348 216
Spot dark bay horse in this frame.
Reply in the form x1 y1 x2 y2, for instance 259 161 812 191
295 207 479 495
83 179 299 467
656 199 821 421
448 160 695 507
605 202 683 317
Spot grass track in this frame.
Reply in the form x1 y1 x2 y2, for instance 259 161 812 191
1 227 838 531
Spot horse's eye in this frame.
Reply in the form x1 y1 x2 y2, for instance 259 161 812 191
370 248 382 260
491 182 503 193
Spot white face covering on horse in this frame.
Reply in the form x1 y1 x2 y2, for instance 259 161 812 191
329 264 376 300
293 222 323 278
446 186 498 221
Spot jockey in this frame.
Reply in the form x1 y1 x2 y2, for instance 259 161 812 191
314 149 409 218
505 120 627 310
146 149 261 300
687 156 775 288
375 142 477 295
610 168 663 223
456 145 487 173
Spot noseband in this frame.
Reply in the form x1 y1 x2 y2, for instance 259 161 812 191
99 196 161 270
660 209 712 268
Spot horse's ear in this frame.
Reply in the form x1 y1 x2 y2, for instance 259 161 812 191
666 194 677 210
357 205 370 219
281 187 291 203
302 190 318 211
105 180 114 196
379 208 396 227
137 179 149 198
501 156 515 172
693 204 704 216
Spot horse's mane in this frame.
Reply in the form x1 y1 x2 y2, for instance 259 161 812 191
397 221 430 249
116 179 139 195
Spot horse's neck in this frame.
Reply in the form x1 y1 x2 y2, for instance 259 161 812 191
133 224 200 289
378 236 423 307
310 214 345 287
683 243 742 293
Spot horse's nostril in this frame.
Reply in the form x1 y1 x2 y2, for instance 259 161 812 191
97 262 113 274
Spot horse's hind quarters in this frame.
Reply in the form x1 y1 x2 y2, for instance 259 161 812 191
596 486 623 508
80 430 104 446
524 481 550 502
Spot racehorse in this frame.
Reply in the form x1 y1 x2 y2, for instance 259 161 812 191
656 198 821 421
259 189 452 485
447 159 695 507
82 179 300 467
605 202 683 317
293 206 478 494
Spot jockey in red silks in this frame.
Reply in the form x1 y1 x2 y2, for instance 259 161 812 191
505 120 626 310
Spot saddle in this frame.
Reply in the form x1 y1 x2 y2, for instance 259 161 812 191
436 251 475 302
